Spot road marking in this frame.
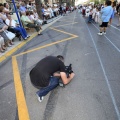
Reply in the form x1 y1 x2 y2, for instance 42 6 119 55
0 56 6 62
86 22 120 120
14 27 78 57
12 23 78 120
12 56 30 120
15 36 77 57
111 25 120 32
92 23 120 52
50 27 78 37
58 20 76 22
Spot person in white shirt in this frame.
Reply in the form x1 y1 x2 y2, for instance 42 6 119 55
5 15 29 40
95 8 100 23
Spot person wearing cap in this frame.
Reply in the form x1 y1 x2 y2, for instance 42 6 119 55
29 55 75 102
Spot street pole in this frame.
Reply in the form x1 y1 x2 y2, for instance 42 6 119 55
12 0 23 27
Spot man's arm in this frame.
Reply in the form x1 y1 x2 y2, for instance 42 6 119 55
60 72 75 85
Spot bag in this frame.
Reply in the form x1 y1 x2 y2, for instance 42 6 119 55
4 30 15 40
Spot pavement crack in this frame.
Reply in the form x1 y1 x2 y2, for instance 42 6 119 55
0 80 13 91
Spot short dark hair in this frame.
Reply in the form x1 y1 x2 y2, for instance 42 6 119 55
57 55 64 60
105 0 112 6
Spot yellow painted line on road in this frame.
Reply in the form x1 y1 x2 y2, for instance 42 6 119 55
15 36 77 57
52 22 78 28
17 42 26 48
5 47 18 56
0 56 6 62
12 56 30 120
58 20 76 22
14 28 78 57
50 27 78 37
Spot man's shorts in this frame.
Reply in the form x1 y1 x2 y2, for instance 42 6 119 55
100 22 108 27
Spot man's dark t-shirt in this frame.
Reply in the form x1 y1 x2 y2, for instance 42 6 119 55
29 56 65 87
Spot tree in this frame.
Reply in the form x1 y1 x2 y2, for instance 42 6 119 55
94 0 99 4
59 0 62 5
35 0 42 19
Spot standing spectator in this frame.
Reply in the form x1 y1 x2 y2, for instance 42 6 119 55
98 1 113 35
116 3 120 14
82 6 86 17
88 9 93 23
59 5 63 16
95 8 100 23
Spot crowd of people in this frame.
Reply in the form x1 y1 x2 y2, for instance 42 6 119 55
78 1 120 35
0 1 76 54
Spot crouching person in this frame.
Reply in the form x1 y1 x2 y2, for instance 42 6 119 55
29 55 75 102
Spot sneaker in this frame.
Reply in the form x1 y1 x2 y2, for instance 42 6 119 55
97 32 103 35
27 35 30 38
102 32 106 35
38 33 43 36
24 37 27 40
36 92 44 102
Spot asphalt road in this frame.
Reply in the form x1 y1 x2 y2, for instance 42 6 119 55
0 11 120 120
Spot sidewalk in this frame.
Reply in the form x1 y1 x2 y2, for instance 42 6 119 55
0 16 62 63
